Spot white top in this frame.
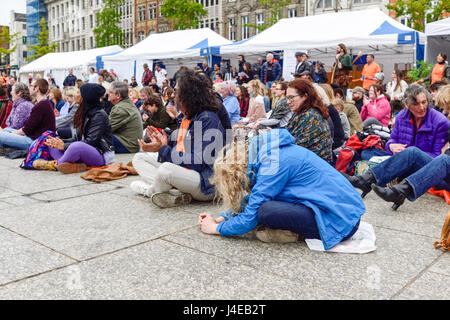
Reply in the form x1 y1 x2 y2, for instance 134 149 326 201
155 68 167 87
386 80 408 101
89 73 99 84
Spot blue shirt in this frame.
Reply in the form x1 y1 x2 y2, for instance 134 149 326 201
223 95 241 124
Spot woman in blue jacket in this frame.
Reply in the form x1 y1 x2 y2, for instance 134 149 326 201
199 129 365 250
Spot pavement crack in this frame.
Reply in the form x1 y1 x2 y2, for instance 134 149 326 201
0 225 80 263
389 252 445 300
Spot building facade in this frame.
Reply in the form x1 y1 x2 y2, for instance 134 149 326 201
119 0 134 48
134 0 172 43
26 0 48 47
223 0 305 42
195 0 222 34
9 11 28 69
308 0 391 16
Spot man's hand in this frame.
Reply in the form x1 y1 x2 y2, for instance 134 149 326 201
45 136 65 150
389 143 407 154
138 138 162 153
146 126 168 147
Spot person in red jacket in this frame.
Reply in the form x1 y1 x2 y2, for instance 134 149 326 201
142 63 153 86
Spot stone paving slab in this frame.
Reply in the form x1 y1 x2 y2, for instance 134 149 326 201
0 192 199 261
0 240 348 300
362 192 447 239
429 254 450 276
0 227 75 286
28 183 119 202
395 271 450 300
163 223 442 300
0 187 23 199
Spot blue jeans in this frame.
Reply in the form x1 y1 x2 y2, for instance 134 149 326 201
0 131 33 150
370 147 450 201
257 200 360 240
112 135 130 154
361 147 390 160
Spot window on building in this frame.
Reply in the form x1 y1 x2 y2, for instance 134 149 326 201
256 13 264 34
216 0 219 5
72 20 75 33
228 17 235 41
90 0 93 6
400 17 409 26
138 31 145 42
61 5 64 16
96 0 99 5
90 15 93 28
317 0 335 8
82 0 85 9
77 39 80 50
90 36 93 48
72 40 75 51
82 38 85 50
57 24 60 37
62 22 65 33
242 15 249 39
138 5 146 21
159 1 164 17
82 17 85 30
353 0 373 3
52 7 55 19
205 0 209 7
288 8 297 17
52 26 55 37
149 3 157 20
23 23 27 30
210 18 214 30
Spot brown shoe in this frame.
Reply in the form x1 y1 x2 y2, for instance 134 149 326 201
56 162 87 174
32 159 57 171
256 227 299 243
151 192 192 208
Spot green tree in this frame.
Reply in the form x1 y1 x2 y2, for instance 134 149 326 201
246 0 292 33
0 27 19 64
386 0 450 32
93 0 125 47
27 18 58 62
161 0 207 30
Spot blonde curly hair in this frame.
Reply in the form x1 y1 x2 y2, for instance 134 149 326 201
210 141 250 214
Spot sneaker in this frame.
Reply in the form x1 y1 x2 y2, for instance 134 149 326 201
32 159 57 171
56 162 87 174
151 192 192 208
130 181 153 197
256 227 299 243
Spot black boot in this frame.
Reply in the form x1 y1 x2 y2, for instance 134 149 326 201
371 180 414 211
341 170 375 198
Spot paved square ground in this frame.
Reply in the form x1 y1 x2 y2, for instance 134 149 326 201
0 153 448 299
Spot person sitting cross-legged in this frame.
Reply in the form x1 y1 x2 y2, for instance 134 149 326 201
33 83 115 173
130 68 226 208
199 129 365 249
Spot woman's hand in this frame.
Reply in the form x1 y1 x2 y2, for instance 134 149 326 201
54 109 60 117
45 136 64 150
142 113 149 121
389 143 407 154
146 126 168 147
199 214 220 235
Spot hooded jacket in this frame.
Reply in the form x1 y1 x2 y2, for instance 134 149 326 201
216 129 365 250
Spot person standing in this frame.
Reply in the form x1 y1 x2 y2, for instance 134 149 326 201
360 54 381 91
88 67 99 84
154 64 168 88
315 62 328 84
293 52 313 78
419 52 449 85
333 43 352 96
260 53 282 88
252 57 263 80
107 81 143 153
201 61 212 78
237 55 246 73
142 63 153 86
63 69 77 87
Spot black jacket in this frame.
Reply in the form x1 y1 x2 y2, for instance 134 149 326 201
328 104 345 150
64 105 114 154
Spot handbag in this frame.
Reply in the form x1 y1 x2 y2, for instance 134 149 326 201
434 210 450 251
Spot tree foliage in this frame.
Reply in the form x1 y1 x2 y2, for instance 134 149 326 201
161 0 207 30
93 0 125 47
27 18 58 62
406 60 433 83
246 0 292 33
386 0 450 32
0 27 19 60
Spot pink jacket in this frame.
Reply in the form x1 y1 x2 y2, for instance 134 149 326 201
360 95 391 127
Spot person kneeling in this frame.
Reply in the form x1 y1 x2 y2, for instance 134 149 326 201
199 129 365 249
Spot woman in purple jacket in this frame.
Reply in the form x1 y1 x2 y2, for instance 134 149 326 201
343 84 449 210
385 84 448 158
4 83 33 131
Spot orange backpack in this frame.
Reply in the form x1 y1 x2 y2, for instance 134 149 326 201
434 210 450 251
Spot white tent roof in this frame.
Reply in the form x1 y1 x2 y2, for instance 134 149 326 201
103 28 232 62
425 17 450 36
219 8 424 54
19 45 123 74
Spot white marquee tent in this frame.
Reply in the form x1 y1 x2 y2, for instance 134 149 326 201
19 45 123 87
217 9 425 81
425 17 450 63
102 28 232 84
